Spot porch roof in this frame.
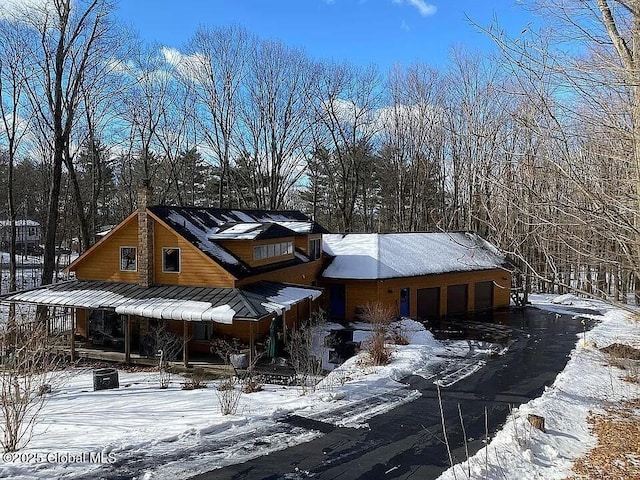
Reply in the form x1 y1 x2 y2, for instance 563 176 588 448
0 280 322 325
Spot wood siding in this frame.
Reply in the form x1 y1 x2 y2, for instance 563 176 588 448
73 216 141 283
152 220 236 287
320 268 511 321
73 214 236 287
235 259 324 287
218 238 295 268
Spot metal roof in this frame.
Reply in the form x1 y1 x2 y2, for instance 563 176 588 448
0 280 322 325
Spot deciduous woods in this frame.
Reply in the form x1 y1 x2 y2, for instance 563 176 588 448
2 1 640 302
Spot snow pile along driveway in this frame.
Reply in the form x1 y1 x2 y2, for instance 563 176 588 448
437 294 640 480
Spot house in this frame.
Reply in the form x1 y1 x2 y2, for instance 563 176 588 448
0 187 326 365
0 219 41 254
320 233 511 321
0 188 512 366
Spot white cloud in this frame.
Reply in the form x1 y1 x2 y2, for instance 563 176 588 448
0 0 52 21
401 20 410 31
393 0 437 17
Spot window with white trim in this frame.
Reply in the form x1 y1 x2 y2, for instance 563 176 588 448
120 246 137 271
162 247 180 273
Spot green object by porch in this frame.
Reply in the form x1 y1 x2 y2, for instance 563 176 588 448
268 318 277 358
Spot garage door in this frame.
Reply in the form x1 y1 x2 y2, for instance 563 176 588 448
474 281 494 311
417 287 440 319
446 284 468 315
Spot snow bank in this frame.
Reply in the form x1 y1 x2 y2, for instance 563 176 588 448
437 298 640 480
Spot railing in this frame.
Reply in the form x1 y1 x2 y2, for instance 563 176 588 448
48 309 73 336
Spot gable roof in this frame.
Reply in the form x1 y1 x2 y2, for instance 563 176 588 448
148 206 326 279
321 232 508 280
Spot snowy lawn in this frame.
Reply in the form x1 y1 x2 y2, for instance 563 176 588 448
0 319 494 479
437 294 640 480
4 295 628 480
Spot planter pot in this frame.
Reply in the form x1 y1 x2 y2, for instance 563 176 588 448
230 353 249 369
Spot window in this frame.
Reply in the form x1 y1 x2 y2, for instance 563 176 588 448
120 247 137 271
193 322 213 341
252 241 294 261
309 238 321 261
162 247 180 273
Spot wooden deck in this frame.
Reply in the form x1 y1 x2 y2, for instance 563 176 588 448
53 345 297 383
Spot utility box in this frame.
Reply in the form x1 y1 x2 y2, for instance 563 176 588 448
93 368 119 391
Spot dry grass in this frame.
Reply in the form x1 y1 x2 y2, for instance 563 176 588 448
568 400 640 480
358 302 395 366
568 344 640 479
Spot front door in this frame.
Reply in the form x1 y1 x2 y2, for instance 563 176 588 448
329 284 346 320
399 288 410 317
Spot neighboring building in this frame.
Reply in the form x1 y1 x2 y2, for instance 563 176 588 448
320 233 511 321
0 219 41 253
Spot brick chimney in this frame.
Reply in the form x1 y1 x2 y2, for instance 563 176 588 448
137 183 154 287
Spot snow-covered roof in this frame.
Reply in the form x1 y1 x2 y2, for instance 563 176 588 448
0 280 323 324
0 219 40 227
149 206 327 279
322 232 507 280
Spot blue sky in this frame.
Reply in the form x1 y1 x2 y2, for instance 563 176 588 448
117 1 533 70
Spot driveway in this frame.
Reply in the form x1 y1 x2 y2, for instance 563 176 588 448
192 306 594 480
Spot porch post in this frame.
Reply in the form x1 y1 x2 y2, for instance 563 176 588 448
183 321 189 367
70 308 76 362
249 322 254 365
124 315 131 363
282 310 287 345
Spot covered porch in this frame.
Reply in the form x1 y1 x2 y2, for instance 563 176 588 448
0 280 322 367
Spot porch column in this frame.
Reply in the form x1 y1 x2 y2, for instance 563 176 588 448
282 310 287 345
249 323 254 365
70 308 76 362
183 321 189 367
124 315 131 363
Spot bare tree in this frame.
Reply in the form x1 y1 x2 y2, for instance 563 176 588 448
11 0 116 285
236 40 313 209
287 310 326 394
0 321 65 452
358 302 395 366
309 62 382 232
185 26 254 207
145 322 182 389
0 19 30 299
481 1 640 302
380 63 445 231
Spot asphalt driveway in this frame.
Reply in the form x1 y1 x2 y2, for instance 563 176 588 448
192 306 595 480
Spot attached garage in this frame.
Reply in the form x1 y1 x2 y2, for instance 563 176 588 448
321 232 512 321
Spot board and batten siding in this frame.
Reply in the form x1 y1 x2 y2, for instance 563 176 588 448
320 268 511 321
153 220 236 287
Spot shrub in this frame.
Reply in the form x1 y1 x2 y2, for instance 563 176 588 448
358 302 395 366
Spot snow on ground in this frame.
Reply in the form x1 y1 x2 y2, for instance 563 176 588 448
0 318 496 479
4 295 630 479
437 294 640 480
